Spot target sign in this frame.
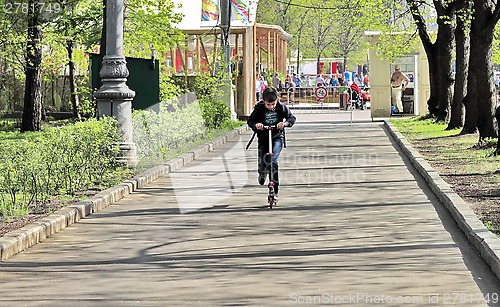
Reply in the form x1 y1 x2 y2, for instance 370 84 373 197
314 86 328 99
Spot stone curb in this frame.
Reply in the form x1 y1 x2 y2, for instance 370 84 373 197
384 120 500 282
0 124 249 261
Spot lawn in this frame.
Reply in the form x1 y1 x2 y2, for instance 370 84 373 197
391 116 500 234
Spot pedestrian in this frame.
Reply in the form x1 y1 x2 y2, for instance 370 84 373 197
390 65 410 113
330 74 338 87
256 73 263 102
292 73 302 87
247 87 296 201
305 76 312 87
363 75 369 87
316 75 325 86
272 73 281 89
337 74 345 86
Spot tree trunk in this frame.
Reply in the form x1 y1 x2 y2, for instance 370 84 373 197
447 3 470 130
463 1 498 138
21 1 42 132
408 0 438 117
435 20 455 121
473 27 496 139
407 0 456 118
426 45 439 117
67 40 80 119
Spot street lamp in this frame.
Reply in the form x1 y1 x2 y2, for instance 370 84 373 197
94 0 137 166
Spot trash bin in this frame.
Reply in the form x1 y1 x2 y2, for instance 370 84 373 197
340 93 350 110
402 97 413 114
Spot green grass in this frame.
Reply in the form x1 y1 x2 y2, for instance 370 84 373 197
391 116 500 234
391 116 460 140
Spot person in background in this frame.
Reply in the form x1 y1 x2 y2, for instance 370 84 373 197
256 73 264 102
324 75 331 87
390 65 410 114
337 74 345 86
316 75 325 86
363 75 370 88
344 69 352 84
272 73 281 89
330 74 338 87
305 76 312 87
292 73 302 87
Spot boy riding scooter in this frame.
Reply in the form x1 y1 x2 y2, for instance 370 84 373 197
247 87 296 202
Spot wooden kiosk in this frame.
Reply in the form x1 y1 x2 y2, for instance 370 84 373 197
364 31 430 119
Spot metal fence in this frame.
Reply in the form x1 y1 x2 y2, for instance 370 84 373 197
278 86 368 114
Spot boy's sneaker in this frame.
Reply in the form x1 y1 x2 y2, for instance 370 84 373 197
258 174 266 186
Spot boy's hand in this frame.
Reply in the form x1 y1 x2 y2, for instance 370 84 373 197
277 122 285 129
255 123 264 130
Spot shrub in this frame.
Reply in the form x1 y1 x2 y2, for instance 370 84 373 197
132 96 206 162
0 117 120 220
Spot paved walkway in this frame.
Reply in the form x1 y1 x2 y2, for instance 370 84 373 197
1 111 500 306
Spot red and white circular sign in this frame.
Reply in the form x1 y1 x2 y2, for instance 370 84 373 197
314 86 328 99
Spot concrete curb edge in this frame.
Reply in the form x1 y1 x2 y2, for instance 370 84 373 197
0 124 250 261
384 120 500 282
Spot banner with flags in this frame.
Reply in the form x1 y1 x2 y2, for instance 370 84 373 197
201 0 250 23
202 0 219 21
230 0 249 22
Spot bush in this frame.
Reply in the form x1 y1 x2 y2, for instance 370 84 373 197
0 118 121 220
132 96 206 162
193 75 231 129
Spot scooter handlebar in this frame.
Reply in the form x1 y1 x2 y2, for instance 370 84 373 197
263 125 285 130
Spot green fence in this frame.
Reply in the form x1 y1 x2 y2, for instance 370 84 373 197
90 54 159 110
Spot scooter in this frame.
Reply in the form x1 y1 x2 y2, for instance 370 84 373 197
264 125 277 209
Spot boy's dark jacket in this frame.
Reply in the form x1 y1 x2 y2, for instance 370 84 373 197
247 101 296 145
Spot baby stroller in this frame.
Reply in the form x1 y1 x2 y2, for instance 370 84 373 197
349 83 364 109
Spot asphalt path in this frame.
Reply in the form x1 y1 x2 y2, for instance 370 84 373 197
0 111 499 306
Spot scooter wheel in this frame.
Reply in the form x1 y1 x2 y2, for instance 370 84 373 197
268 195 274 209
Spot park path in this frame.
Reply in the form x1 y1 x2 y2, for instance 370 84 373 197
0 111 499 306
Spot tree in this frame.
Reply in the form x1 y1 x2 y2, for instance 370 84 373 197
302 4 337 74
256 0 294 32
123 0 184 58
462 0 500 139
21 0 43 132
407 0 456 121
48 0 103 119
0 10 27 113
447 0 472 130
332 2 365 72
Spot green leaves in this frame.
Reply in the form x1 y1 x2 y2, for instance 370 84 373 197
0 117 121 219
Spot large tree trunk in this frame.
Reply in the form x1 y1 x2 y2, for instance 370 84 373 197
407 0 439 117
408 0 457 118
463 1 498 138
66 40 80 119
426 45 439 117
435 20 455 121
21 0 42 132
447 2 470 130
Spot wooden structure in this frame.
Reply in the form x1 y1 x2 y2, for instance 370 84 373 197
364 31 430 118
254 23 292 77
169 23 291 118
